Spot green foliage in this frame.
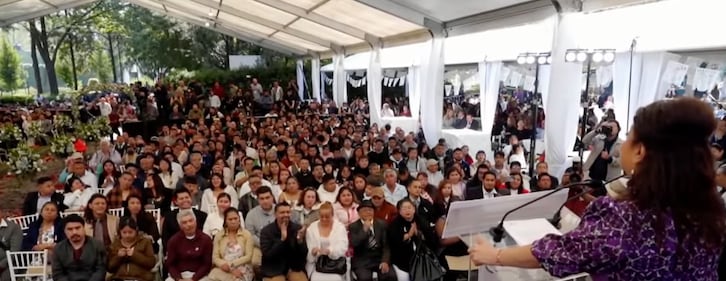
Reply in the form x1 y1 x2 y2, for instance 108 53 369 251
0 38 25 91
0 95 33 105
89 48 112 83
168 64 297 87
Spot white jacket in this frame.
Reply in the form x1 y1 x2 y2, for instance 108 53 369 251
305 220 349 264
200 186 239 214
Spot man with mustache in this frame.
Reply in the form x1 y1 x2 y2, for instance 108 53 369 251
52 214 107 281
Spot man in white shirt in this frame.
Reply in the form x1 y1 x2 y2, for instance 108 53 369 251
238 166 277 199
380 169 407 205
317 175 341 204
98 97 112 117
424 159 443 187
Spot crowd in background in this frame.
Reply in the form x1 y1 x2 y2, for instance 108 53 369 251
0 77 626 281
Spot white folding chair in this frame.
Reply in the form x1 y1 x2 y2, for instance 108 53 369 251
170 205 198 211
145 208 163 278
7 250 49 281
8 214 39 236
60 211 84 218
108 207 125 217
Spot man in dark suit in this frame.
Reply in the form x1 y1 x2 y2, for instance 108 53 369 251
464 113 481 130
161 188 207 251
403 180 438 228
465 171 510 200
22 176 67 215
349 200 397 281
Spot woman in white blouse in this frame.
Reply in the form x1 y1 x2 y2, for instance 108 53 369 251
201 173 239 214
158 159 178 189
63 176 95 211
203 193 244 237
212 159 234 187
305 202 349 281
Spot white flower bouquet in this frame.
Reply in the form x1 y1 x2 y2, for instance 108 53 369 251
49 134 74 156
8 143 43 175
0 123 22 143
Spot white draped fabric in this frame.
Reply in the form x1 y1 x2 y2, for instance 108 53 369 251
407 66 422 119
544 14 583 179
612 51 641 138
480 61 501 136
367 42 383 127
538 65 552 113
634 52 681 121
420 35 446 147
296 59 305 100
332 53 347 106
311 57 321 102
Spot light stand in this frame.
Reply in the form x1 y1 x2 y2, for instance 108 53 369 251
517 53 551 176
565 49 615 165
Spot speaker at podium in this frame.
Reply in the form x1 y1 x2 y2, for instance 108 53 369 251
443 189 588 281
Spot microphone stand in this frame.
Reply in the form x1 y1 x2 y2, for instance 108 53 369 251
489 180 595 243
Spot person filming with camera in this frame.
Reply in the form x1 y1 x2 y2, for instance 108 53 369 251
582 119 623 194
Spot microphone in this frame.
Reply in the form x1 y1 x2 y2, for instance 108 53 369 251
489 178 611 243
547 174 627 227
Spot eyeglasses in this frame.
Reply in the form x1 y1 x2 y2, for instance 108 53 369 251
371 196 383 200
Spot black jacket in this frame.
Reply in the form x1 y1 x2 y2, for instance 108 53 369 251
22 192 67 215
52 237 107 281
349 218 390 269
238 193 259 219
387 215 438 273
259 220 308 277
22 218 66 251
464 183 510 200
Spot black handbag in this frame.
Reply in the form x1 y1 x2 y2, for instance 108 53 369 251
410 241 446 281
315 255 347 275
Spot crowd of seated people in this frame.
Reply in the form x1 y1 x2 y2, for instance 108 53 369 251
4 78 582 281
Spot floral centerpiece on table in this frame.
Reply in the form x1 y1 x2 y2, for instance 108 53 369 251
0 123 22 143
26 121 45 140
74 116 111 141
7 143 43 175
49 134 74 157
53 114 73 132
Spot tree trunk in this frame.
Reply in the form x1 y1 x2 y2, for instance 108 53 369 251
37 17 59 95
107 32 117 83
224 35 231 70
29 21 43 94
116 36 123 83
69 34 78 90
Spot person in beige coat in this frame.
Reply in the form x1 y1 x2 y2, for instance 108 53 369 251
83 194 119 249
208 208 255 281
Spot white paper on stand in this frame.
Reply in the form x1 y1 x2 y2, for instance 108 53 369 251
442 189 569 239
503 219 561 245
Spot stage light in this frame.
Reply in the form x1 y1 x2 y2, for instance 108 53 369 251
204 21 210 27
546 56 553 64
603 51 615 63
576 52 588 62
208 10 215 17
592 52 603 63
526 55 536 64
537 56 548 64
565 51 577 62
517 56 526 64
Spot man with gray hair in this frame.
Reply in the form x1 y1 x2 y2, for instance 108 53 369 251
165 209 213 281
381 168 407 205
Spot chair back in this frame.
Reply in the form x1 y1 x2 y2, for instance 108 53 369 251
60 211 84 218
170 205 198 211
145 208 162 230
108 207 125 218
8 214 39 235
7 250 49 281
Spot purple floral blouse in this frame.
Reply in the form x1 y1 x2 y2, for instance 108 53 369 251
532 196 720 280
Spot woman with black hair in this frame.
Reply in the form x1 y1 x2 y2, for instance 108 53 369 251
208 208 255 281
83 193 119 248
108 217 156 281
142 173 172 213
23 201 65 252
63 176 95 211
122 194 160 252
388 198 439 281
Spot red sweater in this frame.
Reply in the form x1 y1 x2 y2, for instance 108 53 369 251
165 230 213 281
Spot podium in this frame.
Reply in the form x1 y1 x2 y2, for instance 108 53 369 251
443 190 589 281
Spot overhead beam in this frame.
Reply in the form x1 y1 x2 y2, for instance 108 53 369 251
443 0 556 37
0 0 95 26
354 0 442 29
0 0 23 8
188 0 335 48
130 0 308 56
253 0 367 39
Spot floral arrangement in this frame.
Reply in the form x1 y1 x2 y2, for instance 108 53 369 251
74 117 111 141
49 134 74 156
26 121 45 140
53 114 73 131
7 143 43 175
0 123 22 143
